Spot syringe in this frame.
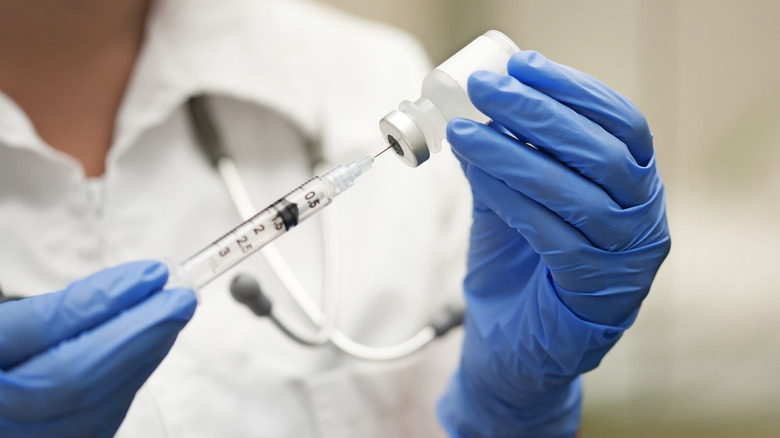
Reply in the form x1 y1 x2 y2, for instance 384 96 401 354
174 155 374 290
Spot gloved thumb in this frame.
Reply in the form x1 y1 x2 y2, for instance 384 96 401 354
0 261 170 369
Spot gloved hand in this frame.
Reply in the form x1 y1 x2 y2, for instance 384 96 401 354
437 51 671 437
0 261 197 438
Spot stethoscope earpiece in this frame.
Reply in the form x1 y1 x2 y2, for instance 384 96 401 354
229 274 272 317
429 304 466 337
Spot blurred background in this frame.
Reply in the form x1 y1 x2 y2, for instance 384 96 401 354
317 0 780 436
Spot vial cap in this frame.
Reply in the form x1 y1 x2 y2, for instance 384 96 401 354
378 109 430 167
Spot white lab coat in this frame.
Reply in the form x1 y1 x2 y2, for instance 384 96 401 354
0 0 470 436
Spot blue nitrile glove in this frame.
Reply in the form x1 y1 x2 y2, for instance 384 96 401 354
0 260 197 438
437 51 671 437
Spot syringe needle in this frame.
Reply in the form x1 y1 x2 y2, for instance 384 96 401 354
374 145 393 159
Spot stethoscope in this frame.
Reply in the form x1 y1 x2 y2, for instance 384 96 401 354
185 95 463 361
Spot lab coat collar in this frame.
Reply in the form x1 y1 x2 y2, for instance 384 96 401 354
112 0 322 161
0 92 48 152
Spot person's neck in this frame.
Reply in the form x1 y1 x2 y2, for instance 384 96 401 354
0 0 151 177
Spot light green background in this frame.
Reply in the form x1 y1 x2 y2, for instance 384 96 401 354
318 1 780 436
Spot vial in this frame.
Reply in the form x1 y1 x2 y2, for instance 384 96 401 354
379 30 521 167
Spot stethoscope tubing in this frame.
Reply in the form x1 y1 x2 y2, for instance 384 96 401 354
187 95 455 361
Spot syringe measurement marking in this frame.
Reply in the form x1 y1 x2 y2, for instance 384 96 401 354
208 196 304 274
236 235 252 253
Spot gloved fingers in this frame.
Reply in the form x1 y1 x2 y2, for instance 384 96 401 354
507 50 654 166
0 287 196 421
467 69 656 209
0 260 170 370
460 120 536 217
462 194 543 294
449 133 495 216
460 160 589 259
485 119 524 143
464 157 669 324
449 118 650 251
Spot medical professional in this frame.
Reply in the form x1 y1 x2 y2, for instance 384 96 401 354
0 0 670 437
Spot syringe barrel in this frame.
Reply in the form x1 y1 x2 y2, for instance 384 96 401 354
179 177 333 290
177 156 373 290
